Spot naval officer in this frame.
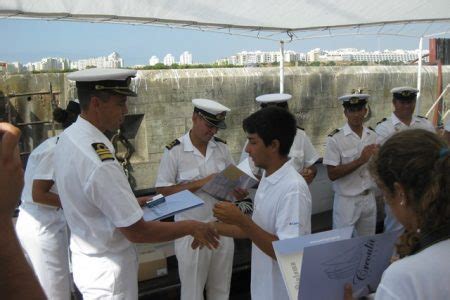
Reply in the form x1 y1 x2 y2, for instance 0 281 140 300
53 68 219 299
375 87 435 233
324 93 378 236
155 99 236 300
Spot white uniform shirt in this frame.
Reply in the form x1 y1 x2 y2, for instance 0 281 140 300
21 136 59 206
240 128 320 175
54 117 143 255
155 132 234 222
251 161 312 300
376 113 435 144
375 239 450 300
323 123 376 197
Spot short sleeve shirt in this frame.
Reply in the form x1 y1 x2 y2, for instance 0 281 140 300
54 117 143 255
21 136 59 206
251 161 312 300
323 123 377 196
376 113 435 144
155 132 234 222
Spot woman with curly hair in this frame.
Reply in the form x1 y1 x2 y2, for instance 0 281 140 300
15 100 80 300
345 128 450 299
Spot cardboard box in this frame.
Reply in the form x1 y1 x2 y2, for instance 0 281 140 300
137 244 168 282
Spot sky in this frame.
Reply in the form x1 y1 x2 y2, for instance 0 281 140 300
1 19 448 66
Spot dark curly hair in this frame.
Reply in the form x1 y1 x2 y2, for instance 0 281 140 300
370 129 450 257
52 100 80 129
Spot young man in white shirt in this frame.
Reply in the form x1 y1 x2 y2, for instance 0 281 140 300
239 93 319 184
207 106 312 300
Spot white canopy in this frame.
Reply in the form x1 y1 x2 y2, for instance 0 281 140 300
1 0 450 40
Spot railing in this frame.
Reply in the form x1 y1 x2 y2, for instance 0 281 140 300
425 83 450 126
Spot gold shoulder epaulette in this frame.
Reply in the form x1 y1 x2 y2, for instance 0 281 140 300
297 125 305 131
165 139 180 150
328 129 340 137
377 118 387 125
92 143 114 162
214 136 227 144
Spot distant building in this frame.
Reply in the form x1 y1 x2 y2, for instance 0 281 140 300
179 51 193 65
306 48 429 63
163 54 175 66
217 50 306 66
6 62 23 74
71 52 123 70
149 56 160 66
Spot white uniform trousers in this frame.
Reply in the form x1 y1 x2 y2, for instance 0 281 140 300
332 191 376 236
16 204 71 300
175 235 234 300
72 246 138 300
384 204 404 233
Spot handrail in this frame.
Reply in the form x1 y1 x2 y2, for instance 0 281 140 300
425 83 450 118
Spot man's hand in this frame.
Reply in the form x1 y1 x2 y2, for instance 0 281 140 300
231 187 249 201
213 201 246 226
136 196 152 207
0 123 23 217
358 144 379 164
300 167 314 184
191 222 218 249
190 221 220 250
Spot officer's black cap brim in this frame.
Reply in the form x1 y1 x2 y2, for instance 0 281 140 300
204 118 227 130
112 89 138 97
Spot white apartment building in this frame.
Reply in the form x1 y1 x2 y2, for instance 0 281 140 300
71 52 123 70
218 50 306 66
163 54 175 66
149 56 160 66
307 48 429 63
179 51 193 65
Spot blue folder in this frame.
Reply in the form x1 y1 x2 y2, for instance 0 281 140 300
142 190 204 221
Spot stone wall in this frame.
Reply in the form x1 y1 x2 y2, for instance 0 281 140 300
1 66 448 190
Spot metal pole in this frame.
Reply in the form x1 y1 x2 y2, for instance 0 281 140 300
416 37 423 115
280 40 285 93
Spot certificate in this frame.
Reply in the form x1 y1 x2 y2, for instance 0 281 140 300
273 227 353 300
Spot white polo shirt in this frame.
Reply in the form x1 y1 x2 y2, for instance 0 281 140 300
21 136 59 206
376 113 435 144
376 239 450 300
155 132 234 222
53 117 143 255
323 123 376 197
251 161 311 300
240 128 320 175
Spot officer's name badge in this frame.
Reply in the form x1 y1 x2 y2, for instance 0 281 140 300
92 143 114 161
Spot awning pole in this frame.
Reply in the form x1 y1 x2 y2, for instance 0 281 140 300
280 40 285 93
416 37 423 115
